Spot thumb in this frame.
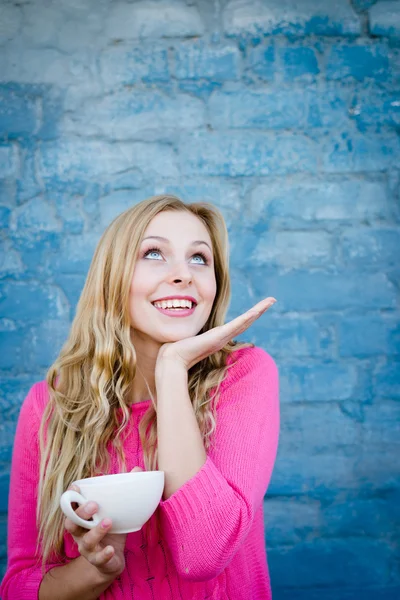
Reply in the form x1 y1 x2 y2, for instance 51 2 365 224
130 466 144 472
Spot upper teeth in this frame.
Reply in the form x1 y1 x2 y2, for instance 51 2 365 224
153 299 193 309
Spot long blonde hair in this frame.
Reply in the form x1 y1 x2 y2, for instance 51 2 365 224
37 195 252 565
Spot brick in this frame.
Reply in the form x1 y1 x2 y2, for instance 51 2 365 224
9 197 61 233
55 233 99 276
248 178 393 226
250 230 333 268
352 0 377 10
100 46 169 86
0 145 18 179
246 45 275 81
251 270 397 312
263 497 321 546
228 268 254 320
0 516 6 557
0 47 79 85
251 314 330 358
26 319 70 370
268 539 392 588
0 330 26 370
307 88 351 129
0 282 69 322
280 403 360 454
266 587 400 600
270 452 362 495
279 362 358 402
349 88 400 129
99 190 149 229
21 2 69 47
0 376 33 417
223 0 361 37
39 140 179 180
16 145 43 203
62 91 206 140
0 180 15 206
374 361 400 399
180 132 317 176
321 131 400 173
177 80 221 100
105 1 204 40
0 206 10 227
362 401 400 445
338 316 400 357
279 46 319 81
9 231 62 276
326 44 390 81
54 274 86 312
369 1 400 40
354 443 400 490
0 3 21 44
0 473 9 513
341 228 400 267
322 492 400 539
208 90 308 129
55 196 85 235
175 42 240 81
150 179 242 227
0 239 23 277
0 86 38 139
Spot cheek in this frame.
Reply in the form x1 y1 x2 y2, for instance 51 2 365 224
130 265 156 298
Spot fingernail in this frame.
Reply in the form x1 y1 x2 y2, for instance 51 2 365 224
86 502 96 513
102 518 112 529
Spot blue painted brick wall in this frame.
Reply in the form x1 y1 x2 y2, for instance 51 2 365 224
0 0 399 597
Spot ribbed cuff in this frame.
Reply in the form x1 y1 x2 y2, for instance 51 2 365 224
158 455 229 527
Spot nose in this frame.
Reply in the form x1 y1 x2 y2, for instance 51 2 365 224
169 260 193 286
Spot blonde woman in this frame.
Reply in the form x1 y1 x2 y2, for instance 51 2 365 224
1 195 279 600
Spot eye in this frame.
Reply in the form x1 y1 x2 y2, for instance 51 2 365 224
143 247 163 260
191 253 208 265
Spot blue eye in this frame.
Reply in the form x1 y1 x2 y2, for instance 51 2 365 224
191 254 206 264
143 247 163 260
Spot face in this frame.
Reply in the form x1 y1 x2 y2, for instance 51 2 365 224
129 210 217 350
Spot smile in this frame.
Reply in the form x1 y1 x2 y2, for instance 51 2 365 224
151 299 196 318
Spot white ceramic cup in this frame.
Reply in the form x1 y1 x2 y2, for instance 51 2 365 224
60 471 165 534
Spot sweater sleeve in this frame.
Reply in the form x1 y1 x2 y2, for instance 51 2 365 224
158 346 280 582
0 382 61 600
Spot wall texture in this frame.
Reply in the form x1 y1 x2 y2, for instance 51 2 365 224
0 0 400 597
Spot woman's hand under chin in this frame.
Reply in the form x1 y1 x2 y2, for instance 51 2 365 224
156 296 276 373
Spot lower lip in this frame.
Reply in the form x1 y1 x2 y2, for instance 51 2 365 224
152 305 196 318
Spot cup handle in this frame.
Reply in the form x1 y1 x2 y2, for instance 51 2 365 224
60 490 100 530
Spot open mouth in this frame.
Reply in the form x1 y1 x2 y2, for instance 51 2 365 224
151 299 196 310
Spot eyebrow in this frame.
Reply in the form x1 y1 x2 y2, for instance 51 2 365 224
142 235 212 252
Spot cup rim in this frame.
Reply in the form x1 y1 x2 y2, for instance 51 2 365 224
73 471 164 486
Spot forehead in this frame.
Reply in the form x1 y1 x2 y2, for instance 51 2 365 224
143 210 212 245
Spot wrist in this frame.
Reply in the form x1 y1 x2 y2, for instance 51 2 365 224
82 557 119 586
155 356 188 385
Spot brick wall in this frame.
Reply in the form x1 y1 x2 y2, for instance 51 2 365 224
0 0 399 597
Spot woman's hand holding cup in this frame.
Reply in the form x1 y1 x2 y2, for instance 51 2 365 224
64 466 143 579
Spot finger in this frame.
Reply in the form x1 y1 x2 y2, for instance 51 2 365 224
80 518 113 554
92 544 115 567
64 501 98 537
68 484 80 492
218 297 276 341
130 466 143 472
246 297 277 318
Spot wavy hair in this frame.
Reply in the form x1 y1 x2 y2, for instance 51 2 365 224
37 195 253 566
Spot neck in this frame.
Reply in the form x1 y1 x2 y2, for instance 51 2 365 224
129 331 160 404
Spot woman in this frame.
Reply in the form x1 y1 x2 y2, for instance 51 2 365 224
0 195 279 599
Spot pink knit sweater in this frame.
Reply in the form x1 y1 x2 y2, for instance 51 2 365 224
0 346 279 600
